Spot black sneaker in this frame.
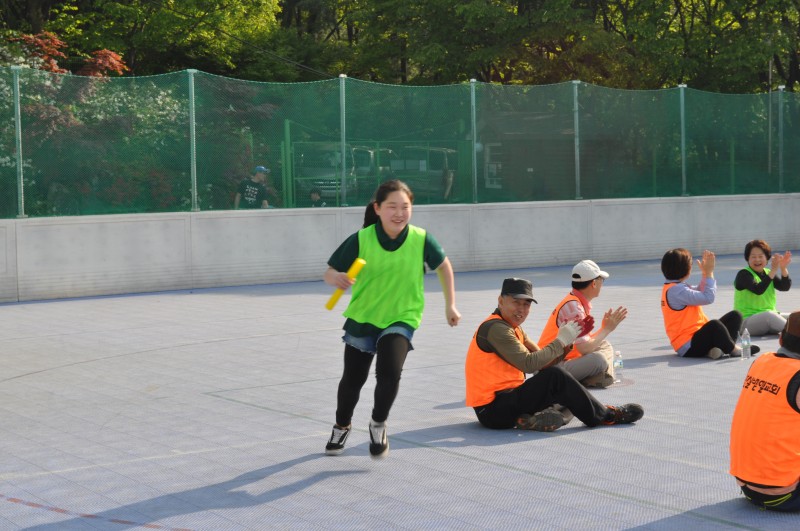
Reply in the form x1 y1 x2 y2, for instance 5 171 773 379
731 345 761 358
368 420 389 459
604 403 644 425
325 424 351 456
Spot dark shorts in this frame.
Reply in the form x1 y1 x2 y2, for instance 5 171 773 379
741 484 800 512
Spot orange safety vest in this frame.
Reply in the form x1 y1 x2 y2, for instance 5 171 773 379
730 353 800 487
538 293 584 360
660 283 709 352
465 314 525 407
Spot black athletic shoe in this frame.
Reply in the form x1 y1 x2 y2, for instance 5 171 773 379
730 345 761 358
368 420 389 459
604 403 644 425
325 424 351 456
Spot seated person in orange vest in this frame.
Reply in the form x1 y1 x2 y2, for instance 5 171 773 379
538 260 625 388
464 277 643 432
729 310 800 512
661 248 759 359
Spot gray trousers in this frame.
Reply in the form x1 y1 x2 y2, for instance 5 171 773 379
741 311 788 336
560 339 614 388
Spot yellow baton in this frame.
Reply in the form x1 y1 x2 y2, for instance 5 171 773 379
325 258 366 310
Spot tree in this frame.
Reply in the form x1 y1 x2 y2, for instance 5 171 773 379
0 0 62 33
4 0 800 91
45 0 281 77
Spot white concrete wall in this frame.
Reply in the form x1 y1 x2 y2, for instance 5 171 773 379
1 194 797 303
0 219 17 302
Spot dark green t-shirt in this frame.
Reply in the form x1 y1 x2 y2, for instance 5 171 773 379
327 220 447 336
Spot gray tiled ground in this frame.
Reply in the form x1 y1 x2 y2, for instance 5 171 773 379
1 253 799 530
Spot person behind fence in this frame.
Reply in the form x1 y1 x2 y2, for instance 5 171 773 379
234 166 269 209
660 248 760 360
309 187 327 207
729 310 800 512
464 277 644 432
734 239 792 336
323 179 461 459
538 260 624 388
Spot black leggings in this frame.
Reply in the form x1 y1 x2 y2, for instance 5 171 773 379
684 310 743 358
474 367 611 429
335 334 409 427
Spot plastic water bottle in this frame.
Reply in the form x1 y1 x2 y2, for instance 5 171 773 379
735 331 742 359
613 351 624 382
741 328 751 359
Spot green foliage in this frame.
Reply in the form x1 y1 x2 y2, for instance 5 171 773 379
3 0 800 91
44 0 281 76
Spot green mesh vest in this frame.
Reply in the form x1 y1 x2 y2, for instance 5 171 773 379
734 267 777 318
343 224 426 329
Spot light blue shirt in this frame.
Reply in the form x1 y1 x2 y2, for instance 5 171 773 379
664 277 716 309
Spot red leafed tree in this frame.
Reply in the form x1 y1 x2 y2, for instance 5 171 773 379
10 31 68 73
77 50 129 77
6 31 128 77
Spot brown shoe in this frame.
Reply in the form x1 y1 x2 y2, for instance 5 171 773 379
583 372 614 389
516 408 565 432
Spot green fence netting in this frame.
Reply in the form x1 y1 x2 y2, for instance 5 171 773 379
1 67 798 219
477 82 576 202
580 85 684 199
0 68 192 217
0 67 17 217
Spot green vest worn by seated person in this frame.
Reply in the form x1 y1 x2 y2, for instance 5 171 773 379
734 267 777 319
343 224 426 330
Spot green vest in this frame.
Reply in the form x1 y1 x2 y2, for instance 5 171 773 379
343 224 426 329
734 267 777 318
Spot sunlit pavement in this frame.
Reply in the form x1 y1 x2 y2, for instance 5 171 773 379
0 253 797 530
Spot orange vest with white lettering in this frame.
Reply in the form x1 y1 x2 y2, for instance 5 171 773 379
538 293 582 360
660 283 709 352
730 353 800 487
465 315 525 407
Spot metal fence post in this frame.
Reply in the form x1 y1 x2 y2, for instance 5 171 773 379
339 74 348 206
187 69 199 212
11 66 26 218
679 84 688 196
470 79 478 204
778 85 785 193
572 80 582 200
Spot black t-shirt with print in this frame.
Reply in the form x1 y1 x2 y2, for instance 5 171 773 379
237 178 267 208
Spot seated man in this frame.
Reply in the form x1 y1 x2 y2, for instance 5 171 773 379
464 277 643 432
729 310 800 512
538 260 626 388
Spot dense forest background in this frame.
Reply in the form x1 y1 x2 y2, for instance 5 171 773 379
1 0 799 91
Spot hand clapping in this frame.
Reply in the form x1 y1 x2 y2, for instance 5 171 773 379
697 249 716 277
601 306 628 332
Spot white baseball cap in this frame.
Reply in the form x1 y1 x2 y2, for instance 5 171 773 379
572 260 609 282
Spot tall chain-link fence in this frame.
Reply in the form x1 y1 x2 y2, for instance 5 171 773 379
1 66 798 218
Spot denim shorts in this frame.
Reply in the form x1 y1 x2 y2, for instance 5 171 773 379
343 326 415 354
